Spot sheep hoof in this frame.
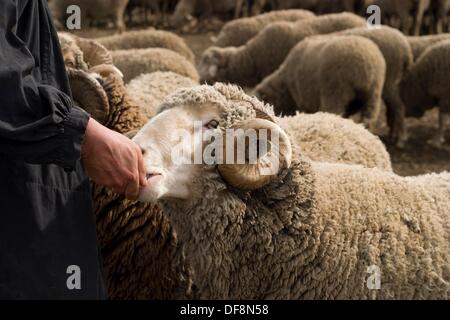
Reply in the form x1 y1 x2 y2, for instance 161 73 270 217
427 136 445 148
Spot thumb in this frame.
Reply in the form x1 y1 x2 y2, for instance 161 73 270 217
138 151 148 187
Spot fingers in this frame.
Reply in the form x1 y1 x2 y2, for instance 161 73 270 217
124 174 140 200
137 149 148 187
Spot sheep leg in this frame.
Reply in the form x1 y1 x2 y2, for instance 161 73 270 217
429 107 448 147
361 89 383 134
320 85 355 120
384 87 408 148
413 0 428 35
235 0 244 19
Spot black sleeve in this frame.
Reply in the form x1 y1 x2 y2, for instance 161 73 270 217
0 0 89 171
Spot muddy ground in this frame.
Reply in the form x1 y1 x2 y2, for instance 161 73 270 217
77 28 449 177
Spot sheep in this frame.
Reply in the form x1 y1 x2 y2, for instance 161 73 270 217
278 113 392 172
96 29 195 63
170 0 237 27
198 12 366 87
400 40 450 147
234 0 269 18
215 9 316 47
49 0 129 33
111 48 200 83
133 83 450 300
366 0 430 35
126 71 198 119
407 34 450 61
340 26 413 147
255 35 386 133
256 26 413 146
70 69 394 298
58 32 114 70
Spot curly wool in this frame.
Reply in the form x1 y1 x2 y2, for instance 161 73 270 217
278 112 392 171
98 83 392 299
97 29 195 63
90 75 193 299
126 72 198 119
157 86 450 300
111 48 199 83
95 74 147 134
215 9 316 47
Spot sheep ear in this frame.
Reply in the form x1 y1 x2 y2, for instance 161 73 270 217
254 108 276 122
210 48 227 67
218 119 292 191
67 68 110 125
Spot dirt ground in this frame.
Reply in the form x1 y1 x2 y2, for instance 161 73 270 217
77 28 449 177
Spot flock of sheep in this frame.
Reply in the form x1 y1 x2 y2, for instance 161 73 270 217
53 0 450 300
48 0 450 34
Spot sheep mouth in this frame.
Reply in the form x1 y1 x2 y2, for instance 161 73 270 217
146 172 163 185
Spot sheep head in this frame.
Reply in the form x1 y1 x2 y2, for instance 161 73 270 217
133 84 293 202
198 47 233 84
58 33 114 71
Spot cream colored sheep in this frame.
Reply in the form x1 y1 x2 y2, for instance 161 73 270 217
96 29 195 63
215 9 316 47
126 71 198 119
133 83 450 299
111 48 199 83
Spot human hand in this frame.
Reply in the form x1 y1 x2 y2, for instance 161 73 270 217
81 118 147 200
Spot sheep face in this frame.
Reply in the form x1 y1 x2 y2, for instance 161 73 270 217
133 103 223 202
59 37 88 70
134 87 293 203
198 48 232 84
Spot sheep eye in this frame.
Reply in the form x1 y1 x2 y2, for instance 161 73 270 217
205 120 219 129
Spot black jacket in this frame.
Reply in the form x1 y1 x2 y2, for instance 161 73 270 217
0 0 106 299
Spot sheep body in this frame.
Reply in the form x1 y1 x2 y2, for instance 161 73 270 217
215 9 316 47
86 84 394 299
407 34 450 61
336 26 413 145
199 12 366 86
256 35 386 133
126 71 198 119
111 48 199 83
140 83 450 300
97 29 195 63
400 40 450 146
278 112 392 171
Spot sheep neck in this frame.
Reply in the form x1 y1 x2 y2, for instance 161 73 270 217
162 157 320 299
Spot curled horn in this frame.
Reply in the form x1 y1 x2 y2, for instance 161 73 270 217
217 118 292 191
75 37 113 68
67 68 110 125
89 64 124 79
